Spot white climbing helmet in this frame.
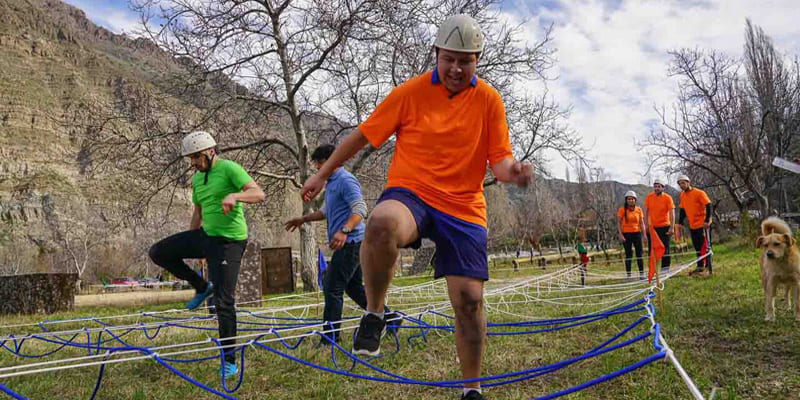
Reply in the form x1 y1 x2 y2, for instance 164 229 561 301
433 14 484 53
677 174 691 183
181 131 216 156
624 190 637 199
653 178 664 186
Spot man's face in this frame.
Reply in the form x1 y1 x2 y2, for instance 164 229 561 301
653 183 664 194
678 180 690 191
436 48 478 93
188 149 213 172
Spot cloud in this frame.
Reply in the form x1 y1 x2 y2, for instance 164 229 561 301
61 0 143 36
500 0 800 184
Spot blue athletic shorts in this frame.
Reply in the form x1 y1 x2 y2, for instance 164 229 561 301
377 187 488 280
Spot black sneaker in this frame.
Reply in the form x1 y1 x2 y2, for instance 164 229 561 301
384 311 404 336
461 390 484 400
352 313 385 357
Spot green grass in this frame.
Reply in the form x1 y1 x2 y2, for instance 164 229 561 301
0 243 797 399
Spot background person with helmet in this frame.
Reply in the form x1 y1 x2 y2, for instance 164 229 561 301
643 178 675 273
148 131 265 378
299 14 532 400
616 191 647 279
675 175 713 275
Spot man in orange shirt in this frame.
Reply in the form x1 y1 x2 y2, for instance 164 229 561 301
643 178 675 273
301 14 532 400
675 175 713 275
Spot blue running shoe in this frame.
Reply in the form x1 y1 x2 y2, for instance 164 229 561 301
186 282 213 310
219 362 238 379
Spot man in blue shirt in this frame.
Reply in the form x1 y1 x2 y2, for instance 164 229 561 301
285 144 399 345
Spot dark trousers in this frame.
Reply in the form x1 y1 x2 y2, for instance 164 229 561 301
689 228 712 272
622 232 644 276
149 229 246 363
321 241 388 341
647 226 672 271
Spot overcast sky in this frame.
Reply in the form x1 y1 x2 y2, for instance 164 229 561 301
63 0 800 185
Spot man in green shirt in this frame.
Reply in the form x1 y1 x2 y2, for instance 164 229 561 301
148 131 265 378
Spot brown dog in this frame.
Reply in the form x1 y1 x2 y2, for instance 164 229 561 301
757 216 800 321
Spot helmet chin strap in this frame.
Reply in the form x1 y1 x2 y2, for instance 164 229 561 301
203 152 215 184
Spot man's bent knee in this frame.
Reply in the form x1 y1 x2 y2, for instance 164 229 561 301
364 201 417 248
365 213 399 241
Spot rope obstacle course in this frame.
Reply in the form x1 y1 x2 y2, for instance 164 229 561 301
0 252 712 400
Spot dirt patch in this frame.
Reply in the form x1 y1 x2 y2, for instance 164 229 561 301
75 289 194 308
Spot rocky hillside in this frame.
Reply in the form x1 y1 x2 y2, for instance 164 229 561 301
0 0 202 273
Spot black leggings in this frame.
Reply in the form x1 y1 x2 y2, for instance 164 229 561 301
149 229 246 363
622 232 643 276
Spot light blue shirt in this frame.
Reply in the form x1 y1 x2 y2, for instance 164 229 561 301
323 168 365 243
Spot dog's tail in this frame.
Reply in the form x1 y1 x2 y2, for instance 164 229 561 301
762 216 792 236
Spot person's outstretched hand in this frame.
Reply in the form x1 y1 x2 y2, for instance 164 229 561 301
511 161 533 186
301 174 325 202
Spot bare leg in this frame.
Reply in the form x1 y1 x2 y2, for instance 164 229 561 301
446 275 486 391
360 200 418 313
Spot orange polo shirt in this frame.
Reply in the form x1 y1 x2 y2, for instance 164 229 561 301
357 70 513 227
679 188 711 230
643 192 674 228
617 206 644 233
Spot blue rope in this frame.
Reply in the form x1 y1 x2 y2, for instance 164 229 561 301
250 315 654 388
88 353 110 400
0 381 27 400
211 338 246 393
150 353 243 400
0 332 84 359
0 296 670 399
480 331 653 388
530 351 667 400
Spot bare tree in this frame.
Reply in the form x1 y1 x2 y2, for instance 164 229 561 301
642 20 800 222
49 206 113 291
119 0 576 290
125 0 390 290
67 0 592 293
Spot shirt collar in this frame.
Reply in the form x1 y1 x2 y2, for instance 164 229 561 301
431 69 477 87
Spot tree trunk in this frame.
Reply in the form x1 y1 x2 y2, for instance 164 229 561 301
271 11 318 292
756 193 771 220
299 207 318 291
